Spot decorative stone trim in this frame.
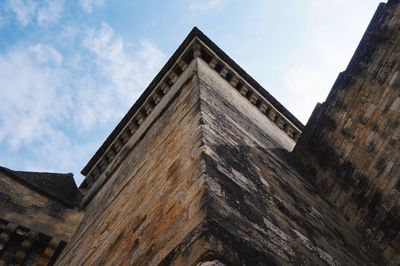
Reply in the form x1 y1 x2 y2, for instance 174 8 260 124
268 109 278 121
249 94 258 105
259 104 269 114
220 67 229 79
229 76 239 88
0 219 63 265
37 238 62 265
195 40 302 141
82 37 302 192
238 85 248 97
0 222 18 250
81 42 197 191
13 230 38 264
177 59 188 71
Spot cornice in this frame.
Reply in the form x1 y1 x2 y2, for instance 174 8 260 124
80 28 303 204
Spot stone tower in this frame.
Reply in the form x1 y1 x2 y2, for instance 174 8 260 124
0 1 399 265
57 0 398 260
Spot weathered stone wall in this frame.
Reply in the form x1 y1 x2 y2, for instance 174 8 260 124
294 1 400 263
58 57 387 265
57 12 400 262
185 60 379 265
56 60 208 265
0 172 83 265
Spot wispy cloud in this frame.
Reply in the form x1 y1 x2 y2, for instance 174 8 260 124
79 0 105 14
4 0 64 26
0 22 165 183
82 23 166 102
5 0 37 26
0 11 9 28
0 44 69 149
189 0 228 11
36 0 64 26
28 43 64 65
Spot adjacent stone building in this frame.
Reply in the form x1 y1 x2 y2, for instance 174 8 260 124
0 167 82 265
0 0 399 265
294 0 400 261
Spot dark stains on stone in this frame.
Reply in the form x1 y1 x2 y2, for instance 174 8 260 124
132 215 147 235
367 191 383 219
0 167 81 208
206 220 279 266
321 114 337 131
202 152 267 227
158 223 208 266
159 221 279 266
47 201 66 218
374 158 386 175
1 201 28 214
0 192 11 203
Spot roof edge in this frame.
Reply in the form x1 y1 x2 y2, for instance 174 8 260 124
81 27 201 176
81 27 304 177
0 166 80 208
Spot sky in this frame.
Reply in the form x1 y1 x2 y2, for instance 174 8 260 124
0 0 383 185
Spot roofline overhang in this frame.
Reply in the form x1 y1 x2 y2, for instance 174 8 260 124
80 27 304 189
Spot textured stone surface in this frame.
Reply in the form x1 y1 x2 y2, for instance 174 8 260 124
190 60 378 265
0 166 81 207
294 1 400 263
58 59 382 265
57 60 208 265
0 170 82 265
2 2 398 264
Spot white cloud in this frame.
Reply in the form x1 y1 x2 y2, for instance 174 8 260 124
28 43 63 65
0 9 10 28
79 0 105 13
6 0 37 26
190 0 228 11
36 0 64 26
4 0 64 26
82 23 166 105
139 40 167 71
0 46 68 150
0 23 165 183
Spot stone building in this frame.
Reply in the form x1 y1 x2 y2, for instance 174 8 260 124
0 167 82 265
0 0 399 265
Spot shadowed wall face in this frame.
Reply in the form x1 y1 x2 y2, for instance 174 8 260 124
184 60 378 266
294 1 400 262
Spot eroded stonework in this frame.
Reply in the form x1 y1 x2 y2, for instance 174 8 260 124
294 1 400 263
1 1 399 265
0 168 82 265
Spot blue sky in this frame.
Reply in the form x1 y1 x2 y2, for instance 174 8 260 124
0 0 382 184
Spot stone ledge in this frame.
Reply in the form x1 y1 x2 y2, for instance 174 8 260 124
80 31 303 202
